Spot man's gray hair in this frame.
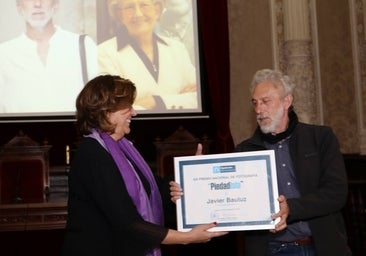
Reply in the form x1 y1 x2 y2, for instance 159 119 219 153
250 69 296 97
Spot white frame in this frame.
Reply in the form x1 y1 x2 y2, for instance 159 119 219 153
174 150 280 232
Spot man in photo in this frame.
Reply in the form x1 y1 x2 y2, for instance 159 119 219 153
0 0 98 114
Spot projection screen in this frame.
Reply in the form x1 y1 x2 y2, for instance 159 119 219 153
0 0 204 122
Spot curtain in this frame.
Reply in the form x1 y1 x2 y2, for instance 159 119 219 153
197 0 235 153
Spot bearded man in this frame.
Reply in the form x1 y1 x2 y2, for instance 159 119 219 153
235 69 351 256
0 0 98 114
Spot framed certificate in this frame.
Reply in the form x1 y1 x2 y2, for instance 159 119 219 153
174 150 279 232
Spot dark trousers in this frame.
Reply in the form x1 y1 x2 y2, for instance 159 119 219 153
268 242 317 256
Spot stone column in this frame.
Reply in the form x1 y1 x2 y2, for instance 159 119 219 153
356 0 366 153
282 0 319 124
364 0 366 39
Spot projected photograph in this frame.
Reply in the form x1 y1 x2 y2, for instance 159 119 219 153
0 0 202 120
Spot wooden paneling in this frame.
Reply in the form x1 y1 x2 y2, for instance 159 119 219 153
0 202 67 232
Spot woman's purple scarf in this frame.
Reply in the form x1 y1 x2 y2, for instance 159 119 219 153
87 130 164 256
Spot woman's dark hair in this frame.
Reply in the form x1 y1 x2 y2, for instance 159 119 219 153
75 74 136 135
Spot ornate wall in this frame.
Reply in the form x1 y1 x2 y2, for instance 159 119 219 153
228 0 365 154
350 0 366 153
228 0 273 146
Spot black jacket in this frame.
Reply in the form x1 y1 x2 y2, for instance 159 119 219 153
236 122 352 256
61 138 168 256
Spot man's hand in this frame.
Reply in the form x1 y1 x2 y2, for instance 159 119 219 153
270 195 289 233
196 143 203 155
170 143 203 203
169 181 183 203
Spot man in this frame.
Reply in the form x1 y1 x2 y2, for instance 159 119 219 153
170 69 351 256
0 0 98 114
234 69 351 256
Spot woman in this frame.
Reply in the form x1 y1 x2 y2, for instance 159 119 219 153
61 75 227 256
98 0 197 112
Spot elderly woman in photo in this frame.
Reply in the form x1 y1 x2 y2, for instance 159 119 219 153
98 0 197 112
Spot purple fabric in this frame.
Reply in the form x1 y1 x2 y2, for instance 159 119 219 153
88 130 164 256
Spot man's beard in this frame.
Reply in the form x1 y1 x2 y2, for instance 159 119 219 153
257 106 285 134
21 7 55 30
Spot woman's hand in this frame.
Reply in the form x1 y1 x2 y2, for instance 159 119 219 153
184 222 229 244
133 95 156 109
162 222 229 245
180 83 197 93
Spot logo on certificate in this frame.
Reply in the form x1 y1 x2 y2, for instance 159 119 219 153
213 165 236 173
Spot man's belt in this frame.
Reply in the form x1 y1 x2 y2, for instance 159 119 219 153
276 236 313 246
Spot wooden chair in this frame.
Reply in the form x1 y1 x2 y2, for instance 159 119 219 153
153 126 211 178
0 132 51 204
